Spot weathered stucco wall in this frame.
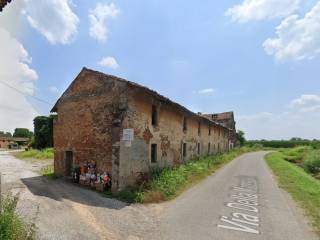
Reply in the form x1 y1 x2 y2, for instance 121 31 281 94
53 71 128 183
117 87 230 188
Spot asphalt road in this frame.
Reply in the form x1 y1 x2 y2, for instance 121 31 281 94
159 152 318 240
0 151 318 240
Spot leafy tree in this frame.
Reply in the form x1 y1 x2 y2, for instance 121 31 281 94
33 115 54 149
13 128 33 138
236 130 246 146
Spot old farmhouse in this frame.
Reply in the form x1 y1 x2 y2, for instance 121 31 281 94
51 68 236 191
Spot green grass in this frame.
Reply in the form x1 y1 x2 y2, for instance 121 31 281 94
13 148 54 160
0 195 35 240
278 146 312 164
108 146 260 203
266 151 320 235
39 165 57 179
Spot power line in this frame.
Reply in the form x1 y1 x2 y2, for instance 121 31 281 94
0 79 53 105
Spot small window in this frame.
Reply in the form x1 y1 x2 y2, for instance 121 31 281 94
151 105 158 126
208 142 211 153
183 117 187 132
198 121 201 135
151 144 157 163
208 125 211 136
183 143 187 158
197 142 200 155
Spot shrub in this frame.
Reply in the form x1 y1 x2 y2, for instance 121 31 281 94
0 195 35 240
281 146 311 163
303 150 320 175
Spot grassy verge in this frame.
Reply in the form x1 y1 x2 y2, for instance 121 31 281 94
265 152 320 234
107 147 259 203
0 195 35 240
12 148 53 160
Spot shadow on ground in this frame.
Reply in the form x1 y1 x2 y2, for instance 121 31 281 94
21 176 128 210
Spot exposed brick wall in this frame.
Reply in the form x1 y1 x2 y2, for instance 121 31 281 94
53 68 232 191
53 70 128 182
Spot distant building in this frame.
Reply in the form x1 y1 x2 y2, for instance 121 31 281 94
51 68 236 191
0 137 29 149
203 112 236 148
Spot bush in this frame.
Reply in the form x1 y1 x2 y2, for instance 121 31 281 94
280 146 311 163
0 195 34 240
303 150 320 175
33 116 55 149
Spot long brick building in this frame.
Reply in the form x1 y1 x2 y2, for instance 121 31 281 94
51 68 235 191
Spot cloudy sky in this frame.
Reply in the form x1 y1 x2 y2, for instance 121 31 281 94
0 0 320 140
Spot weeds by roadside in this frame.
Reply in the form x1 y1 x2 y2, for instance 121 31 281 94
39 165 57 179
266 152 320 235
12 148 53 160
278 146 320 179
0 195 35 240
107 147 260 203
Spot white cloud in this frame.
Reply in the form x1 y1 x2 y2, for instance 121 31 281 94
98 57 119 69
89 3 119 42
0 0 26 35
49 86 59 94
237 95 320 140
193 88 215 94
24 0 79 44
263 1 320 61
225 0 300 23
238 111 273 121
0 28 38 132
290 94 320 112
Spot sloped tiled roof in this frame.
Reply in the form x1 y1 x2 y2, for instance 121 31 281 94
0 0 12 12
51 67 233 131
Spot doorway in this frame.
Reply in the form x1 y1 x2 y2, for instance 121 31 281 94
65 151 73 176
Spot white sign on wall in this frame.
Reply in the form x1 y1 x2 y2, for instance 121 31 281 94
123 129 134 141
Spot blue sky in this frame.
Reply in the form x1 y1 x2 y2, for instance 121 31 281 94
0 0 320 139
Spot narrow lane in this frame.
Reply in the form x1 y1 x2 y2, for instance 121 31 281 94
159 152 318 240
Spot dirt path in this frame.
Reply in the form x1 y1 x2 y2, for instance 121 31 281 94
0 151 160 240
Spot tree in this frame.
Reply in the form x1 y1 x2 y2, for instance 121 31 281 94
236 130 246 146
13 128 33 138
33 115 55 149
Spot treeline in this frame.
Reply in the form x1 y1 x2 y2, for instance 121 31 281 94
0 128 33 138
246 139 320 149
